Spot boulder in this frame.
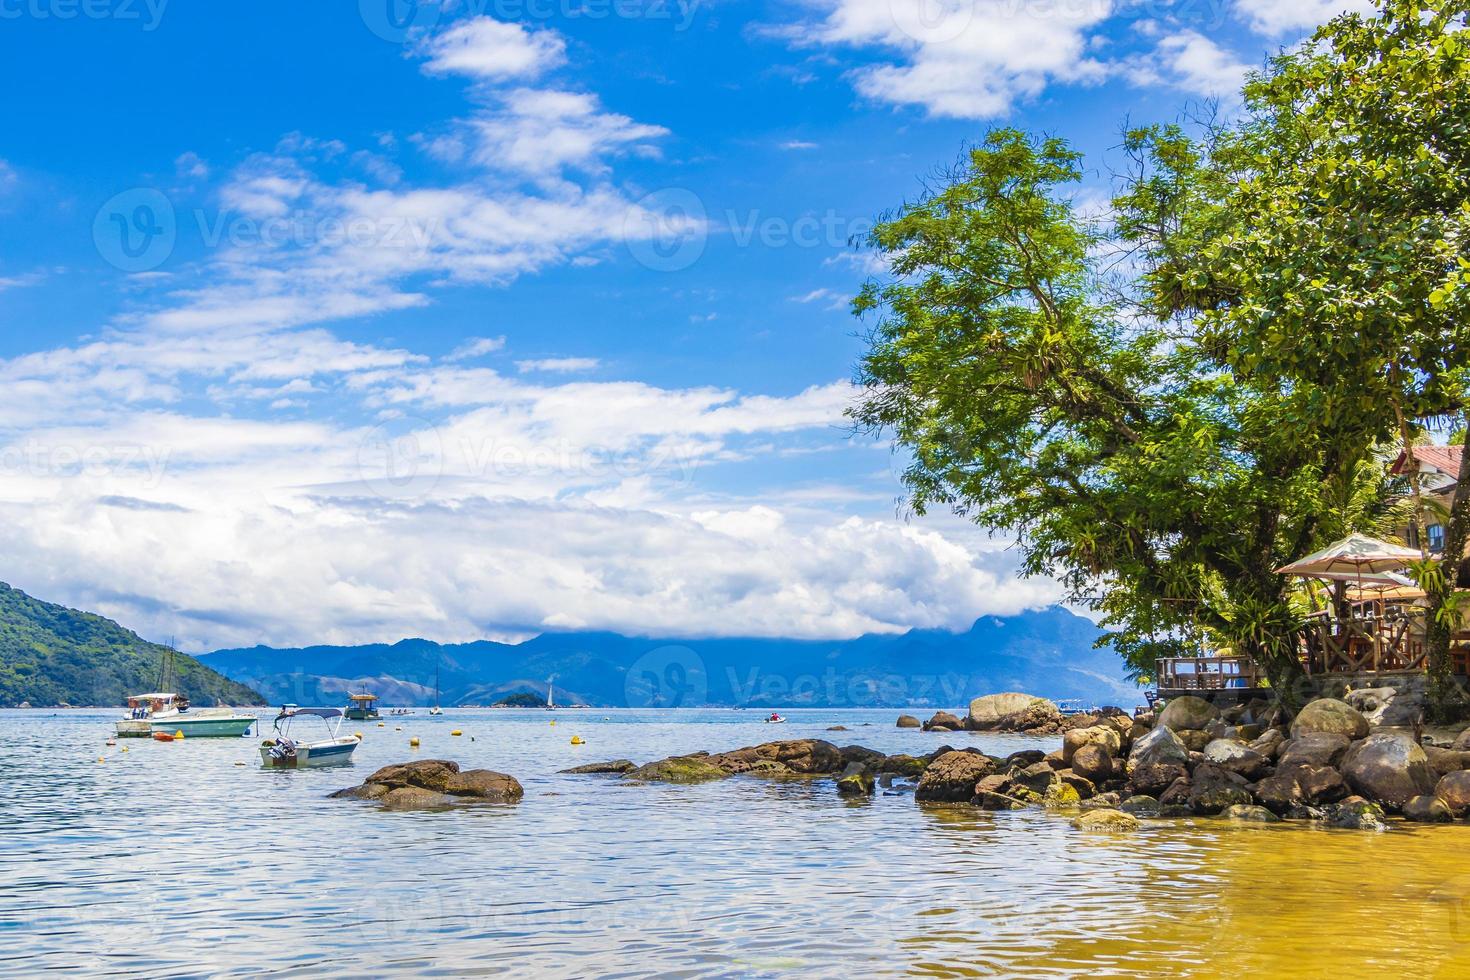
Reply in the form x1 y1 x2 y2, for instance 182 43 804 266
1127 725 1189 772
1295 765 1348 805
1290 699 1369 740
826 725 849 732
1055 769 1096 799
443 769 523 801
1403 794 1453 823
560 759 634 774
1203 739 1270 780
836 766 875 796
896 714 922 729
1120 795 1160 817
839 745 887 770
329 782 391 801
1187 763 1253 815
1043 782 1081 808
363 759 460 791
915 750 995 802
1251 770 1304 814
967 692 1045 728
1327 799 1388 830
1159 776 1192 807
1249 728 1285 759
1221 803 1280 824
922 711 965 732
1423 745 1470 779
1345 685 1426 729
1435 770 1470 817
1156 696 1219 733
877 754 928 778
1451 727 1470 752
1062 725 1122 764
1277 732 1350 770
710 739 845 774
1176 729 1212 752
1341 732 1436 808
1003 749 1047 770
381 786 456 810
626 756 732 783
1070 743 1114 785
1071 808 1140 832
1127 761 1188 798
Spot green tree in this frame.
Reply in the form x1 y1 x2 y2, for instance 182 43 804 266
849 131 1362 700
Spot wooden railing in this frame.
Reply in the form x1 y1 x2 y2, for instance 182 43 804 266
1157 656 1265 693
1300 609 1427 675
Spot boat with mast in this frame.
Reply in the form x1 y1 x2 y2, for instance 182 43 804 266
116 645 255 738
545 676 555 711
429 661 443 715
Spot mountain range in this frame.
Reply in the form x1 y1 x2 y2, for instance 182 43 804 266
201 607 1138 709
0 582 264 708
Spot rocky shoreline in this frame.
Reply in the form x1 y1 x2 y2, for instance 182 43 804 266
565 691 1470 832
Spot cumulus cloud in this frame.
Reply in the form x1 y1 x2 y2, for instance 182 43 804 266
445 336 506 361
1233 0 1377 35
418 16 566 80
1131 30 1253 99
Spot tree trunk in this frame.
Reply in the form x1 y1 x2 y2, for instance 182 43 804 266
1426 419 1470 722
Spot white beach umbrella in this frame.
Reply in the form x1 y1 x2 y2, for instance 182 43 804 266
1275 533 1421 578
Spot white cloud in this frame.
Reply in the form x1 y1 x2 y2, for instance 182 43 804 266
175 151 209 180
786 0 1111 118
418 16 566 80
1234 0 1376 35
1132 31 1252 99
445 336 506 361
515 357 600 373
461 88 668 174
780 140 819 150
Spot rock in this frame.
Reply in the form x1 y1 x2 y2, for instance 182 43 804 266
1187 763 1253 815
1127 725 1189 772
1011 761 1059 795
1176 729 1212 752
1403 794 1453 823
1423 745 1470 779
1249 728 1285 759
1345 685 1426 729
363 759 460 791
1055 769 1096 799
1158 803 1194 818
1072 808 1140 832
836 768 875 796
1284 804 1326 821
922 711 965 732
1341 732 1436 808
1204 718 1239 742
1159 776 1192 807
560 759 634 774
877 754 928 778
1221 803 1280 824
1003 749 1047 770
626 756 732 783
1120 795 1160 817
1127 761 1188 798
329 782 391 800
915 750 996 802
1043 749 1067 770
826 725 849 732
896 714 921 729
1235 723 1265 742
1070 743 1114 785
967 692 1046 728
1452 727 1470 752
1062 726 1122 764
1295 765 1348 804
1043 782 1081 808
1251 770 1304 814
1156 696 1219 733
1290 699 1369 740
1278 732 1350 769
443 769 524 802
1435 770 1470 816
381 786 456 810
710 739 845 775
1327 799 1388 830
839 745 887 770
1203 739 1270 780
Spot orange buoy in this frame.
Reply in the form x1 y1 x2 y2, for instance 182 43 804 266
153 731 174 742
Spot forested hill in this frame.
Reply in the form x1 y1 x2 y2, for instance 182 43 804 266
0 582 265 707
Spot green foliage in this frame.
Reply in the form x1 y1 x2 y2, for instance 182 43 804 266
0 582 264 707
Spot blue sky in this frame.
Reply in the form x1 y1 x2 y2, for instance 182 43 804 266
0 0 1362 650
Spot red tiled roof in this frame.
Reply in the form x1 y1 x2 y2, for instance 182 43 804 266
1391 444 1465 476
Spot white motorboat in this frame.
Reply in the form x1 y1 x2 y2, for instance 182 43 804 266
260 707 360 768
116 692 180 738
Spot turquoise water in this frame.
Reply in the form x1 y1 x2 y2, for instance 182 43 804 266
9 708 1470 978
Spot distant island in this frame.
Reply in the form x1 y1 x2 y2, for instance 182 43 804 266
201 607 1136 709
493 692 545 708
0 582 264 708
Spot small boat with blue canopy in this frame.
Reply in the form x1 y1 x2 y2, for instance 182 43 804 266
260 707 360 768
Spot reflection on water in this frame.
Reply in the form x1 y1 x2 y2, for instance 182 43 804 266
4 708 1470 977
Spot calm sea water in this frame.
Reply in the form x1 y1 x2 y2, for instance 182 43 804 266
5 707 1470 978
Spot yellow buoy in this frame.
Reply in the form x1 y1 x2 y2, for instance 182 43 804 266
377 722 385 727
409 737 420 747
550 720 556 726
97 756 105 762
354 732 364 739
121 746 128 752
450 729 462 736
175 730 185 739
570 736 585 745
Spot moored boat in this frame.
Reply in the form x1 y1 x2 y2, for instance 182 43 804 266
765 712 786 724
344 692 380 720
148 705 256 738
116 692 181 738
260 707 360 768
